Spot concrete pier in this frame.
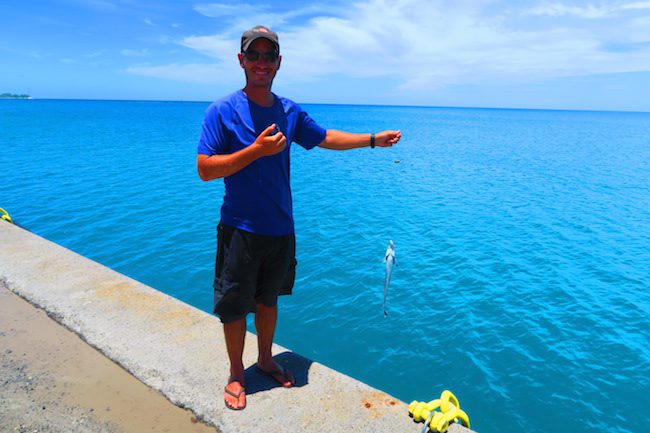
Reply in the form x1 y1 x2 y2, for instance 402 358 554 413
0 221 475 433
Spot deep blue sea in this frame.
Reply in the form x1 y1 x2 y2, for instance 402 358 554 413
1 99 649 433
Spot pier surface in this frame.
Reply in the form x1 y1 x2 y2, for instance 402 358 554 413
0 221 474 433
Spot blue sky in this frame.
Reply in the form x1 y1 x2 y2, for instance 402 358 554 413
3 0 650 111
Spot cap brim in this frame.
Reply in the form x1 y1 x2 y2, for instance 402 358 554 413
242 36 279 52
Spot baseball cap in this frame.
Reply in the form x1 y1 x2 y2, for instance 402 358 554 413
241 25 279 53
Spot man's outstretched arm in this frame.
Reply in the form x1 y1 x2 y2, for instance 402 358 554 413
318 129 401 151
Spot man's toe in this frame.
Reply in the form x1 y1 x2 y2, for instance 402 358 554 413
224 381 246 410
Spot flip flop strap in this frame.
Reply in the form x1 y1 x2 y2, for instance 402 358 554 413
224 384 245 398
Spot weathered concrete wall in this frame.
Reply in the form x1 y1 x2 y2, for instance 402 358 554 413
0 221 475 433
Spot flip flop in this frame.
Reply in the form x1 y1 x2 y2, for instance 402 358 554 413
224 381 246 410
256 364 295 388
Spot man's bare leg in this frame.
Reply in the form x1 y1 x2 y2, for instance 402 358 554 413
255 303 294 387
223 318 247 409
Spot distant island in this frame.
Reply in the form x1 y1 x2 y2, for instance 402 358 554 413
1 93 32 99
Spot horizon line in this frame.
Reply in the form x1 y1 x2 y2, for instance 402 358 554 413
4 96 650 115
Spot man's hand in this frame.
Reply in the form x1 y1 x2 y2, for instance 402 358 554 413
252 123 287 156
197 123 287 181
375 130 402 147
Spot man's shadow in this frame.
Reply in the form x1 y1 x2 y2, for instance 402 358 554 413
243 351 312 395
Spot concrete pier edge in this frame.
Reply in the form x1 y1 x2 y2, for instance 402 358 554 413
1 221 475 433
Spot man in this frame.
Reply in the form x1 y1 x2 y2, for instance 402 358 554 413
197 25 401 411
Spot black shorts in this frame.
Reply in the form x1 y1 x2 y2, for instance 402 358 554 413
213 223 296 323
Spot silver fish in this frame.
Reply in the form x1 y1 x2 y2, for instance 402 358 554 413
383 240 396 317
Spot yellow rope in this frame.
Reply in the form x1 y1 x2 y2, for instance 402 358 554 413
408 390 470 432
0 208 13 224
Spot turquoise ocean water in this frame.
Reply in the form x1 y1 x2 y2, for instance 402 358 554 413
1 99 649 433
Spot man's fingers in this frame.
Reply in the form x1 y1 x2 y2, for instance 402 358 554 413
376 130 401 146
267 129 285 146
256 125 286 155
261 123 277 137
387 131 401 144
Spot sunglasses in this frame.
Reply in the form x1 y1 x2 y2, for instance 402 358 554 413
243 49 279 63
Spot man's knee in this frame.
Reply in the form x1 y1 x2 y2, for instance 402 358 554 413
256 302 277 314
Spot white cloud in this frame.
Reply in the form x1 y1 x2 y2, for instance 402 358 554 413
526 1 650 18
282 0 650 87
194 3 262 18
526 3 610 18
620 1 650 10
179 35 235 61
128 0 650 92
192 3 340 37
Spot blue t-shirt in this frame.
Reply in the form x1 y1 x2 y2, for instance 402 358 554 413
198 90 326 236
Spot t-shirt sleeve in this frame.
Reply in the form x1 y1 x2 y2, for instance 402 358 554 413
293 107 326 150
197 104 228 155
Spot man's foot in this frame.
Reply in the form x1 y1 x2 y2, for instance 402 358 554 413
224 379 246 410
256 362 295 388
